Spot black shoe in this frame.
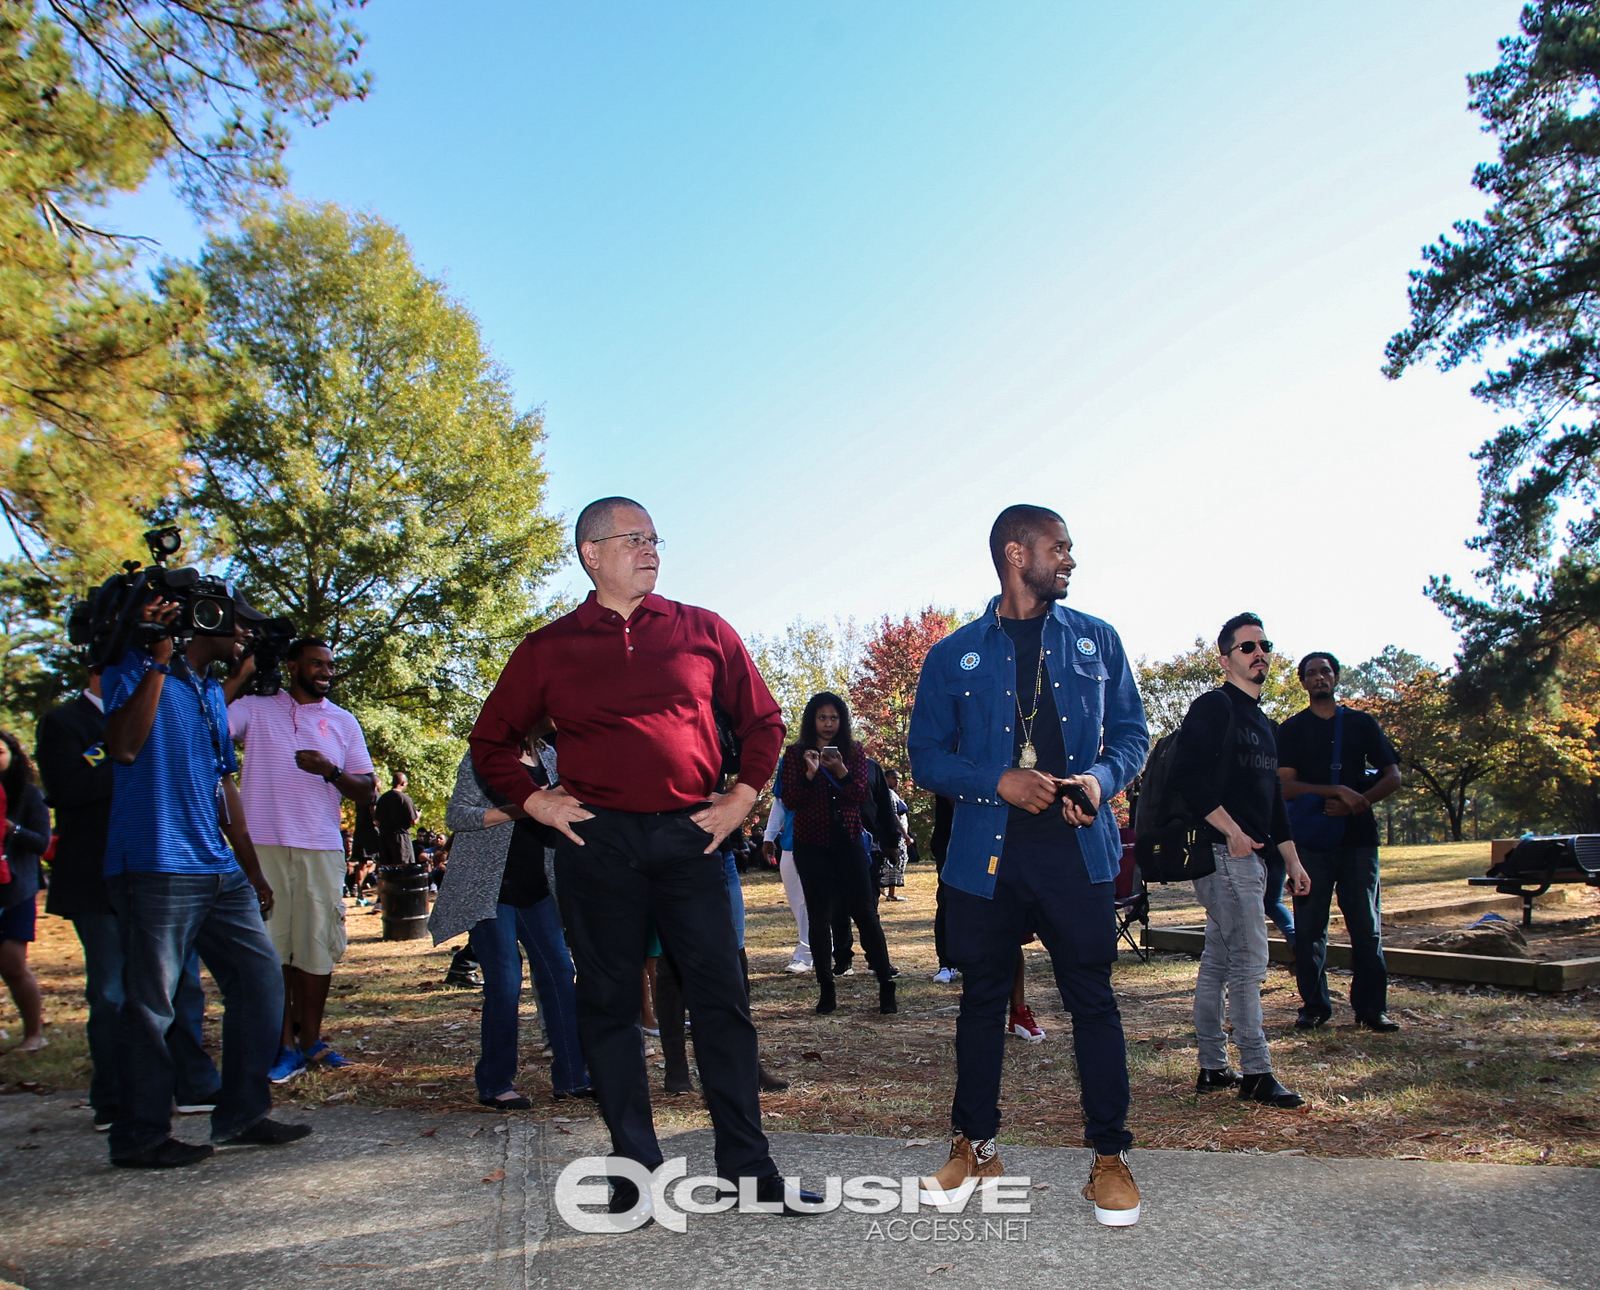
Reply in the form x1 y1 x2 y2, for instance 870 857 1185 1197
1238 1073 1305 1109
753 1174 825 1215
833 963 854 977
112 1137 214 1168
1195 1067 1238 1093
551 1087 596 1102
878 979 898 1015
758 1064 789 1093
444 970 482 989
815 980 837 1015
480 1094 534 1110
608 1178 654 1226
1356 1013 1401 1033
1293 1010 1332 1030
217 1117 314 1146
93 1107 116 1132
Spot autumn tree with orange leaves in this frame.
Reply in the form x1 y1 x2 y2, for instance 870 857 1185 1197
852 607 960 849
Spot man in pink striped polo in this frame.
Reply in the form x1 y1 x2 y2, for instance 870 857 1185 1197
228 639 376 1083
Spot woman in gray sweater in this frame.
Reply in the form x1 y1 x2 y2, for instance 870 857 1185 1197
430 742 588 1107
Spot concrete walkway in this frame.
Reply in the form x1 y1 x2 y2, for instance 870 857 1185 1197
2 1091 1595 1289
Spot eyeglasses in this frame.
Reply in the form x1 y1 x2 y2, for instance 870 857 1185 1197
589 532 664 550
1227 639 1273 656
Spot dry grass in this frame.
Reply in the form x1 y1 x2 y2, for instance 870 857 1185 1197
3 848 1596 1169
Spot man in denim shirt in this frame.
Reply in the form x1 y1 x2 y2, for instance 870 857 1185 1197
908 504 1148 1227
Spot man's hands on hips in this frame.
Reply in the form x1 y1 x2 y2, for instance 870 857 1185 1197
692 782 757 853
524 785 595 845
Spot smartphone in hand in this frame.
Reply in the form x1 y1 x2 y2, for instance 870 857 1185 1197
1057 780 1098 823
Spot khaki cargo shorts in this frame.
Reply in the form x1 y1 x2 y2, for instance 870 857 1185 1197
257 845 349 975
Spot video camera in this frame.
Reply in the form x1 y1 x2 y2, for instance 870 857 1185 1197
66 527 292 679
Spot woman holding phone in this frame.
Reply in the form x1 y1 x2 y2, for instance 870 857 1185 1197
778 692 897 1016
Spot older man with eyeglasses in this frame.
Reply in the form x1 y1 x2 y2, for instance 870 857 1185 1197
468 496 819 1225
1168 612 1311 1109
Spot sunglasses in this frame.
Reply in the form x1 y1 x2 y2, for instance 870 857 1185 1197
1228 639 1273 656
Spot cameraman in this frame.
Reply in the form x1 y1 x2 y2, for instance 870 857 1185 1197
102 590 310 1168
36 667 221 1130
228 638 376 1084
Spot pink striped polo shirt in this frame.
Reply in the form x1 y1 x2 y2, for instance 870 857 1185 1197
228 692 375 851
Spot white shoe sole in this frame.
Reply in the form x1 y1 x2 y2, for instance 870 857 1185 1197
269 1066 305 1085
917 1176 1000 1207
783 963 812 974
1093 1202 1140 1226
1011 1024 1046 1042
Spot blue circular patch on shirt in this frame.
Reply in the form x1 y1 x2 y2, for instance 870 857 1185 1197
1076 637 1097 656
959 651 980 671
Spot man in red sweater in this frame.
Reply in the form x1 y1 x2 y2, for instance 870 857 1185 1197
470 496 814 1223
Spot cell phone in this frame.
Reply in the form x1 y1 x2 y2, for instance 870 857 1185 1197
1057 780 1098 823
822 745 839 756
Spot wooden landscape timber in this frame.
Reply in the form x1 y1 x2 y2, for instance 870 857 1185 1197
1142 924 1600 992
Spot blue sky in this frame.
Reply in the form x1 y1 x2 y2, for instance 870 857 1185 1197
111 0 1522 668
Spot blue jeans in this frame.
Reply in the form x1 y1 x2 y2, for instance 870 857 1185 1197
469 898 588 1098
1263 855 1295 940
72 913 219 1114
725 854 745 949
108 870 283 1157
944 833 1131 1154
1293 846 1387 1019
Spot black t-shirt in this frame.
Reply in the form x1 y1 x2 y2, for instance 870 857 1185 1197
375 789 416 835
1274 705 1399 849
498 819 551 906
1171 684 1291 850
999 614 1069 843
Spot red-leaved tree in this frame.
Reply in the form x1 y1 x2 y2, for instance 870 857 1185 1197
852 608 958 851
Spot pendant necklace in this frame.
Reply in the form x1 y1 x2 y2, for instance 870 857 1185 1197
999 605 1048 769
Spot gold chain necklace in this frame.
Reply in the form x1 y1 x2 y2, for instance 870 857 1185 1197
998 607 1048 769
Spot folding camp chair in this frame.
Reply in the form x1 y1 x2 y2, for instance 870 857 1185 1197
1114 827 1149 961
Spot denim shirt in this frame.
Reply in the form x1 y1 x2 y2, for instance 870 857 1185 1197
907 597 1149 898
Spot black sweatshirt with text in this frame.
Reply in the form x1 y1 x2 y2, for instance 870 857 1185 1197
1169 682 1290 851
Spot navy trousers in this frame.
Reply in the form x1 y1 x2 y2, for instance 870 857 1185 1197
944 831 1132 1154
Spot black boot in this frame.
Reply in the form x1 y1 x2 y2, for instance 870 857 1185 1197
816 973 837 1015
1195 1067 1238 1093
1238 1072 1305 1108
878 977 898 1015
656 955 693 1095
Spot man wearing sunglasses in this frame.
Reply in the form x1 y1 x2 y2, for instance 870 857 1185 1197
1169 612 1311 1108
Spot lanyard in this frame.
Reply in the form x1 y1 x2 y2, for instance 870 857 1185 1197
172 657 228 782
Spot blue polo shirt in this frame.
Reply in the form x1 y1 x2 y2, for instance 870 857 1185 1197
104 648 240 876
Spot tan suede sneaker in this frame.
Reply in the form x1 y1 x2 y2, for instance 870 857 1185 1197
918 1134 1005 1206
1082 1151 1141 1226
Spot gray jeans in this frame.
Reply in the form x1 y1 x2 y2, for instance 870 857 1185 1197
1192 846 1271 1074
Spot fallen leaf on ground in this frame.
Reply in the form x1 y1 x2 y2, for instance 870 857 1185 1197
900 1138 931 1148
419 1128 437 1137
927 1265 955 1275
325 1091 353 1102
556 1126 573 1135
1395 1154 1427 1161
802 1051 823 1062
482 1169 506 1183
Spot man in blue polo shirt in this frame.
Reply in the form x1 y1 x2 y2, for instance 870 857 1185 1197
103 591 311 1167
909 504 1148 1227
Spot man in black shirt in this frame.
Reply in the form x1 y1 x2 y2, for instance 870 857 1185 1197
1276 652 1403 1032
1170 612 1310 1108
375 772 419 867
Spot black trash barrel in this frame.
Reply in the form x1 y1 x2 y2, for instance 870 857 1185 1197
378 864 432 941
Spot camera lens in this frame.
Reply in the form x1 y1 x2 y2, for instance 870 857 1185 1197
192 597 227 632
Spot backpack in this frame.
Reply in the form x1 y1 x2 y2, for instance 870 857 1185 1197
1132 696 1236 884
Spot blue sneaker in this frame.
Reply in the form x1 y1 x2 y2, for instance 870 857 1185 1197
303 1040 355 1070
268 1045 307 1084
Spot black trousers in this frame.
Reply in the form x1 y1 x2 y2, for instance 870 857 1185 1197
944 833 1131 1153
791 837 894 986
553 807 774 1182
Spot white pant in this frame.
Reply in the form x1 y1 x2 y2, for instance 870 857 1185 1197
779 850 811 965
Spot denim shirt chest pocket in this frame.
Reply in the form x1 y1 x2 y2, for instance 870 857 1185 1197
1071 658 1109 725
